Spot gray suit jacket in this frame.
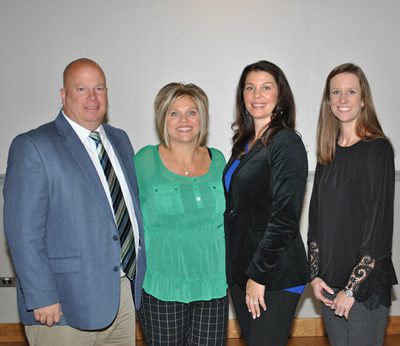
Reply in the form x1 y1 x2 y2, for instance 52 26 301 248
3 113 146 330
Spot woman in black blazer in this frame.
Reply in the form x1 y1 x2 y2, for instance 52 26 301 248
223 60 309 345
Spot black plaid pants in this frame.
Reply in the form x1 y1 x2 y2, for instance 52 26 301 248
138 290 228 345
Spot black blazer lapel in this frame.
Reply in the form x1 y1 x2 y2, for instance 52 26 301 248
223 141 263 198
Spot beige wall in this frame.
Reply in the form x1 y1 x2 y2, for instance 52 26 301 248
1 1 400 173
0 176 20 322
1 0 400 322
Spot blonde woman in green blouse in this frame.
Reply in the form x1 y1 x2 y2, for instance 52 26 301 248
134 83 228 345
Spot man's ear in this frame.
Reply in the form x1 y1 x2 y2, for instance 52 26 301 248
60 88 66 106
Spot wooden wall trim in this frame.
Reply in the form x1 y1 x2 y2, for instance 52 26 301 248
1 317 399 342
0 323 26 343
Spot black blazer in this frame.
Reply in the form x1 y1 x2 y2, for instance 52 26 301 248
223 128 310 290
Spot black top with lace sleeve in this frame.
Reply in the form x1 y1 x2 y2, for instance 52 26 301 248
307 139 397 308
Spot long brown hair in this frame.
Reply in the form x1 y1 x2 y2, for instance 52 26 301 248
317 63 389 165
231 60 296 158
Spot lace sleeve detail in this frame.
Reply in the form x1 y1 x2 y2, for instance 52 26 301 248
308 241 320 280
345 255 376 294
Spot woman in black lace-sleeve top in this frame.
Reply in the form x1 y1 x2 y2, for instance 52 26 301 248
308 63 397 346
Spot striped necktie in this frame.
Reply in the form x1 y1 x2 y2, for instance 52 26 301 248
89 131 136 280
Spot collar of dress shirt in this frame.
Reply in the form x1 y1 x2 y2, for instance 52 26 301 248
62 111 105 144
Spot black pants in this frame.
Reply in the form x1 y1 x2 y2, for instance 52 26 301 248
230 283 300 346
138 290 228 346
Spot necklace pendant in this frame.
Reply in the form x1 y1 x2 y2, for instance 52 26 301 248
184 170 189 176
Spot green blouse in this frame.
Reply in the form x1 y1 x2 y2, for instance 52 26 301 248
133 145 227 302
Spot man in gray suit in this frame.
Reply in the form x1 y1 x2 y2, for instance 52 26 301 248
3 58 146 345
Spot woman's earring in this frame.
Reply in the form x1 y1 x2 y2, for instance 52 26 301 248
275 107 284 116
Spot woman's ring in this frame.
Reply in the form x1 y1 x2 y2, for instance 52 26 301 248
252 300 258 305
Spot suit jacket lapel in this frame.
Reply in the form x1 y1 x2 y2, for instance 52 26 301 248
54 113 115 219
104 126 143 227
104 127 135 198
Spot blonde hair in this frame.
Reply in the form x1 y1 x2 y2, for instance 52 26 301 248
317 63 388 165
154 83 209 147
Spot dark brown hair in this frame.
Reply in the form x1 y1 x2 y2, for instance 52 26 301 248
231 60 296 158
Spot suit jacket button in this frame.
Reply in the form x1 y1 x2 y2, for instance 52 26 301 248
113 266 119 272
113 235 118 241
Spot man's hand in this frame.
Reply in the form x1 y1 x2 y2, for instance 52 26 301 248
33 303 62 326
